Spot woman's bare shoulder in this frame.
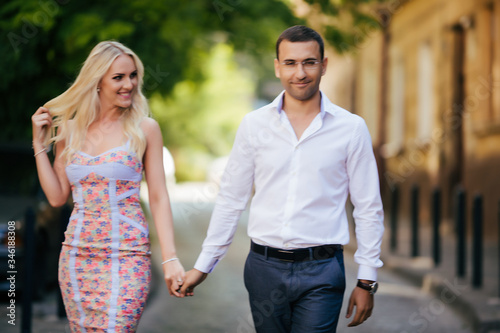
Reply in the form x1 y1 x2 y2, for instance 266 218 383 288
139 117 161 137
140 116 159 129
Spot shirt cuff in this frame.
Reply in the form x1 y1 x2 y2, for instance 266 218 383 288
357 264 378 281
194 252 220 274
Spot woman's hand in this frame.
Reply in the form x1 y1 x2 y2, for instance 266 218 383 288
31 106 52 150
162 258 186 297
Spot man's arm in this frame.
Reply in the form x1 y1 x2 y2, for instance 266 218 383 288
345 117 384 326
347 117 384 278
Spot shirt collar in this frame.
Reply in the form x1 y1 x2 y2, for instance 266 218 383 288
270 90 337 118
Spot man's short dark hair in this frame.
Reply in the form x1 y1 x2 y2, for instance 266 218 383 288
276 25 325 60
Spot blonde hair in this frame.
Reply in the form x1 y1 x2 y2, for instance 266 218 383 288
44 41 150 162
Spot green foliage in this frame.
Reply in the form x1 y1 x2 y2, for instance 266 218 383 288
151 44 254 181
304 0 385 53
0 0 299 142
1 0 385 180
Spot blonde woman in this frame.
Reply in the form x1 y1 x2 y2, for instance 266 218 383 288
31 41 185 332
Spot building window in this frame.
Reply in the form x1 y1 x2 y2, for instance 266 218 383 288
492 2 500 123
383 55 405 157
473 2 500 132
417 42 434 143
360 61 380 140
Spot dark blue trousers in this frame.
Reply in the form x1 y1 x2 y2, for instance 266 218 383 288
244 246 346 333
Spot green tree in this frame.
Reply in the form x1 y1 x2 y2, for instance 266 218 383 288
0 0 299 142
151 43 255 181
1 0 386 181
302 0 387 54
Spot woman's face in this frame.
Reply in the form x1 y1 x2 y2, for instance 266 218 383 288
98 54 138 110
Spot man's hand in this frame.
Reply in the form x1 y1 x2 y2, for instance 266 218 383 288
179 269 208 297
345 283 374 327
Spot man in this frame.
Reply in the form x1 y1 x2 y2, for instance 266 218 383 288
180 25 384 332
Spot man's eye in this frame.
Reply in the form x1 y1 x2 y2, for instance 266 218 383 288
304 61 316 66
284 61 296 66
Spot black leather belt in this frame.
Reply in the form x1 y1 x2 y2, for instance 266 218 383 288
251 241 343 262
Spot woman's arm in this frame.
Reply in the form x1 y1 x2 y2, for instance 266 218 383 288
141 117 185 297
32 107 70 207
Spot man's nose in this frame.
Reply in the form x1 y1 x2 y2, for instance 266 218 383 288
294 63 307 78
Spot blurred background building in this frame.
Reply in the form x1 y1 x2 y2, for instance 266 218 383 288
319 0 500 238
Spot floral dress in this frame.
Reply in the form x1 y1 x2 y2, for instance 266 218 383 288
60 142 151 332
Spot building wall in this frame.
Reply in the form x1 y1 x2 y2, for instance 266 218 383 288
333 0 500 236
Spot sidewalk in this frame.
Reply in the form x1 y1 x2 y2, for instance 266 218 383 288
370 219 500 333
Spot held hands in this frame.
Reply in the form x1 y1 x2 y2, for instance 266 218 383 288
179 269 208 298
162 258 186 297
346 284 374 327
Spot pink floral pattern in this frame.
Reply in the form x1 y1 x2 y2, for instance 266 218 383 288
61 146 151 332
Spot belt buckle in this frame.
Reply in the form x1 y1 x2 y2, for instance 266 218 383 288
277 250 294 262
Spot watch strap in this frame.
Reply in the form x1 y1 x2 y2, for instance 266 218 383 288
356 280 378 294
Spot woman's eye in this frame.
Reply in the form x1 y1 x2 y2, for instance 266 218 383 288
113 75 122 80
130 72 137 78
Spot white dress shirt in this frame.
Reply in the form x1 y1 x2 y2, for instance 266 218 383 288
194 91 384 281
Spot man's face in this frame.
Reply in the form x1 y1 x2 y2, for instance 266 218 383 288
274 40 327 102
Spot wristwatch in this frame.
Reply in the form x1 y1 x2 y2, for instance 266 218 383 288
357 280 378 294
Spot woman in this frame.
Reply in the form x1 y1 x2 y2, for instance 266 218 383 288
31 41 185 332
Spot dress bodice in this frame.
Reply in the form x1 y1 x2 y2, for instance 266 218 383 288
65 143 143 214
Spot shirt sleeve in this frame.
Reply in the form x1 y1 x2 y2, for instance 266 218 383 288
346 117 385 281
194 116 256 273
